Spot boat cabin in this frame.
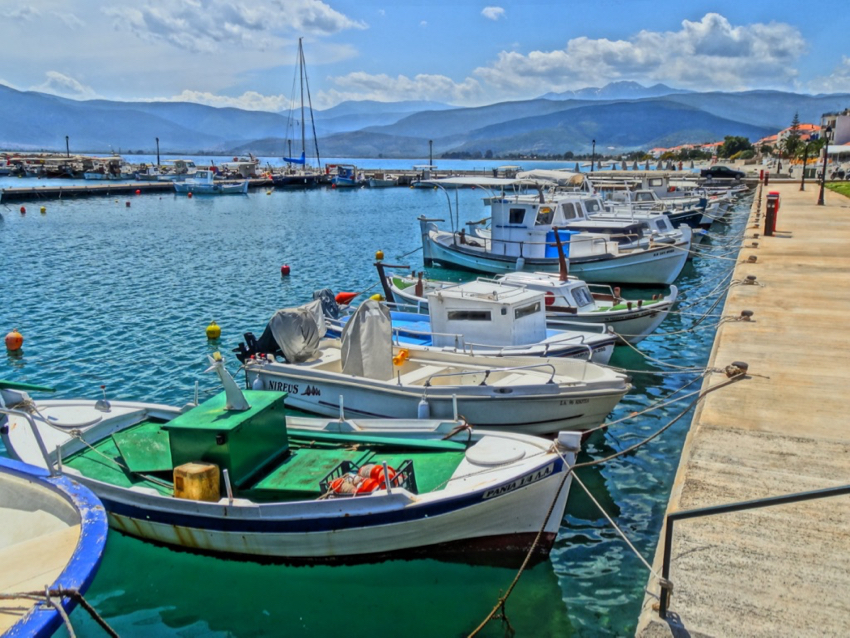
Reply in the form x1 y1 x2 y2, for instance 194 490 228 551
427 279 549 348
496 273 597 312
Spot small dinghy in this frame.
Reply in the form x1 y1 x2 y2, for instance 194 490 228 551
1 360 582 563
236 299 630 435
0 380 108 637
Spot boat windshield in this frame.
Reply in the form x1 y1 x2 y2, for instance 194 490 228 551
535 206 555 226
584 198 604 213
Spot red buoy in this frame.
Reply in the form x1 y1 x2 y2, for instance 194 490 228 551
125 201 131 207
280 264 291 276
335 291 358 305
5 329 23 351
19 206 26 214
135 189 141 195
187 192 193 198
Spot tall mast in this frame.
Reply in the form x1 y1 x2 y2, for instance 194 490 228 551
299 38 306 157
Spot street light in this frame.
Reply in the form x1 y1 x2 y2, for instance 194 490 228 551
155 137 160 167
799 141 810 191
817 125 833 206
65 135 70 158
591 139 596 172
429 139 433 167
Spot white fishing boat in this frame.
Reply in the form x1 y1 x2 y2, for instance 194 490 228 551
419 177 690 285
1 361 583 562
236 299 629 434
0 380 108 637
156 159 199 182
323 278 616 363
173 170 249 195
384 269 677 345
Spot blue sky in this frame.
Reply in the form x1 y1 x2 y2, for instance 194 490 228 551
1 0 848 111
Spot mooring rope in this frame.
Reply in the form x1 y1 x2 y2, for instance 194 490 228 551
468 370 749 636
0 588 119 637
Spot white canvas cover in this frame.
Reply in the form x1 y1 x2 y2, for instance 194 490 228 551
267 299 326 362
340 300 393 380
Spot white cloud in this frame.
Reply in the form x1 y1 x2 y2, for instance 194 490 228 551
103 0 366 54
30 71 99 100
809 56 850 94
318 72 481 108
481 7 505 21
2 6 41 21
51 12 86 29
420 21 428 28
474 13 805 95
148 89 291 111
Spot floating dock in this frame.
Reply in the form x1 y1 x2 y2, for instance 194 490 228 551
0 179 272 203
636 182 850 636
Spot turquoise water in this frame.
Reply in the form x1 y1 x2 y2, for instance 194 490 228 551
0 175 750 636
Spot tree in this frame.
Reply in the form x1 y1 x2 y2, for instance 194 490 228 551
718 136 753 158
782 112 802 159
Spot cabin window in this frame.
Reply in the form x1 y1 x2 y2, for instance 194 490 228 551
648 178 663 187
656 219 669 231
509 208 526 225
584 199 603 213
636 192 653 202
535 207 554 226
447 310 491 321
514 302 541 319
561 203 579 220
573 287 593 307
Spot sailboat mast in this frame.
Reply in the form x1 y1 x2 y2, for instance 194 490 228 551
299 38 306 157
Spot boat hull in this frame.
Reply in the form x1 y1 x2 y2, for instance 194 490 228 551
249 365 625 435
423 229 689 285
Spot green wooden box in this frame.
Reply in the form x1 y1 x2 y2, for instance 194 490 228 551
163 390 289 488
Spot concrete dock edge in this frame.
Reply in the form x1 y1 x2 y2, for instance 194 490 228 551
636 182 850 637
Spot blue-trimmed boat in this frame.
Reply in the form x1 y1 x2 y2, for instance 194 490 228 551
1 358 581 563
0 445 107 637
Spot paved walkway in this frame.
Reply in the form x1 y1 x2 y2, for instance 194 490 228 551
636 182 850 637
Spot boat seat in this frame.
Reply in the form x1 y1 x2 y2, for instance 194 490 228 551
398 365 446 386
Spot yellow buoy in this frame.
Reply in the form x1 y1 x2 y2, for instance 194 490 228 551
369 294 385 302
40 206 46 214
5 329 24 351
375 250 384 260
205 321 221 340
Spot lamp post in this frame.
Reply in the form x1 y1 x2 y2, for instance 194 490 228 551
65 135 70 158
429 139 433 167
817 125 832 206
799 142 810 191
591 139 596 172
155 137 160 167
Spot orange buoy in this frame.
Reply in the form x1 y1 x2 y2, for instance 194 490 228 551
335 291 357 305
356 478 380 494
19 206 25 214
5 329 23 351
135 189 141 195
375 250 384 260
358 464 376 478
280 264 291 276
370 465 396 483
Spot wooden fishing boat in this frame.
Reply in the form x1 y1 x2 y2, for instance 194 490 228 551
0 380 108 637
1 361 582 562
236 300 630 434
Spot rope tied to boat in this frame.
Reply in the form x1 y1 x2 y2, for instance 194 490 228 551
469 370 750 636
0 587 118 637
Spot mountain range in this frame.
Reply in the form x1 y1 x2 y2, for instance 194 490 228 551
1 82 848 158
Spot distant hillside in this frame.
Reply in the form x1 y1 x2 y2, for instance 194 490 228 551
1 81 847 158
540 81 692 101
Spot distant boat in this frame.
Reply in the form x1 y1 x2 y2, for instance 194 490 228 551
173 169 249 195
368 172 399 188
272 38 326 189
330 163 365 188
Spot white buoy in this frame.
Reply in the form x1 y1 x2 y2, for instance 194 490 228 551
417 396 430 419
251 375 264 390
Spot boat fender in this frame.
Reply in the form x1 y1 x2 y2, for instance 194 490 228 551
544 292 555 306
358 464 376 478
417 396 430 419
356 478 380 494
251 375 264 390
369 293 384 302
515 257 525 271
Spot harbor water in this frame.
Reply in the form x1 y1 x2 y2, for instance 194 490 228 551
0 171 751 636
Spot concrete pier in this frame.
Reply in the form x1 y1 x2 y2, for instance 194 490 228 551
636 182 850 636
0 179 273 203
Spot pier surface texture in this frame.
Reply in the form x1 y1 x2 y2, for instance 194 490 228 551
636 182 850 637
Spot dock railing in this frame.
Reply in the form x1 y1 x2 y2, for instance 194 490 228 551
658 483 850 617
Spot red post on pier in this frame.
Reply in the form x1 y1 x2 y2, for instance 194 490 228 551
764 191 780 236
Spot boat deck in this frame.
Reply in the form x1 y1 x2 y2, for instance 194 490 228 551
636 182 850 636
65 419 467 501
